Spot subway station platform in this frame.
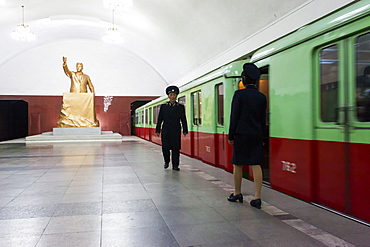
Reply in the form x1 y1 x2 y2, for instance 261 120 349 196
0 136 369 247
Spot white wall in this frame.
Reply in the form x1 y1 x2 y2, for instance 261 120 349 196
0 40 167 96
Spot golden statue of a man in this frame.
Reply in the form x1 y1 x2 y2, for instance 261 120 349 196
62 56 95 93
57 57 99 128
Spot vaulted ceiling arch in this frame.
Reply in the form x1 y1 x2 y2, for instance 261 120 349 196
0 0 354 96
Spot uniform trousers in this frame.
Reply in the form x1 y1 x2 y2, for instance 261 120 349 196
162 148 180 168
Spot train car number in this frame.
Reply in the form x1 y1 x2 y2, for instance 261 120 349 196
281 161 297 174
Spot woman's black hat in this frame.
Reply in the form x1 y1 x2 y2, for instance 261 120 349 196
241 63 260 80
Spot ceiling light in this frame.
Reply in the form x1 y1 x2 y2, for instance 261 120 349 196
103 0 133 11
102 27 124 44
102 9 124 44
11 6 36 41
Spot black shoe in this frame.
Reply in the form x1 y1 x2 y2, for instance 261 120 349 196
172 167 180 171
164 163 169 169
227 193 243 203
250 198 261 209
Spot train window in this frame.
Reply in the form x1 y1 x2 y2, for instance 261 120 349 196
157 105 160 121
192 92 198 125
178 96 186 106
192 91 202 125
135 112 138 125
216 84 224 125
153 105 159 124
141 111 144 125
319 44 339 122
149 108 152 125
153 106 156 125
258 67 270 124
355 32 370 122
199 92 202 125
145 109 148 125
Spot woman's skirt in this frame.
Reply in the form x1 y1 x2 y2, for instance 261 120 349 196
231 134 264 166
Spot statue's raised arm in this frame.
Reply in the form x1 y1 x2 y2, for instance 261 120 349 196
62 56 72 78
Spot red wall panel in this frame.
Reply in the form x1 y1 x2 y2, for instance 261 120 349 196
30 113 41 134
180 133 191 157
314 140 346 212
0 95 156 136
119 113 130 136
349 143 370 222
197 132 216 165
150 128 161 145
216 133 233 172
270 137 314 202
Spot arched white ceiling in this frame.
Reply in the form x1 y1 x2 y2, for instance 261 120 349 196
0 0 354 96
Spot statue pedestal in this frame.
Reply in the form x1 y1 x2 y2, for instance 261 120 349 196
25 93 122 142
53 127 101 135
57 93 99 128
25 127 122 142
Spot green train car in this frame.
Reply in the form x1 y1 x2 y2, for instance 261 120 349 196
135 0 370 224
135 60 247 172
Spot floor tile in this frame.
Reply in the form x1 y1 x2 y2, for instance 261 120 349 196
0 204 58 220
44 215 101 234
36 232 101 247
160 207 226 226
0 217 50 237
0 235 41 247
102 226 178 247
53 202 102 217
102 211 166 230
103 199 157 214
169 221 249 246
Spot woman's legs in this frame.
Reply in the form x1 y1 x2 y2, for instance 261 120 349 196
233 164 243 195
251 165 262 199
233 164 262 198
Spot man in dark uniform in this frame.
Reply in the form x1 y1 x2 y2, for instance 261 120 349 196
155 86 188 171
227 63 266 209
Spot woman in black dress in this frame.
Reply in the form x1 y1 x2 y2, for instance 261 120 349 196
227 63 266 209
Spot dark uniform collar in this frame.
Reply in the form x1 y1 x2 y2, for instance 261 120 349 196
167 101 178 106
246 84 257 89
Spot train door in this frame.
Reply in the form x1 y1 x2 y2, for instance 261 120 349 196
350 32 370 222
145 108 149 140
314 32 370 222
148 107 152 141
258 71 270 183
192 91 202 159
215 83 226 169
178 95 191 156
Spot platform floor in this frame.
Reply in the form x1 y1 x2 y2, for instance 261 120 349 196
0 136 369 247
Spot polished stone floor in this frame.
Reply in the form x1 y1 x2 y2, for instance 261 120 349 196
0 137 369 247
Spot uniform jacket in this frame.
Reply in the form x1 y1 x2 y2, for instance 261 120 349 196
156 102 188 150
228 85 266 141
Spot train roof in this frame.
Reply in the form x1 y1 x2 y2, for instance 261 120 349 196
251 0 370 62
136 60 246 109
